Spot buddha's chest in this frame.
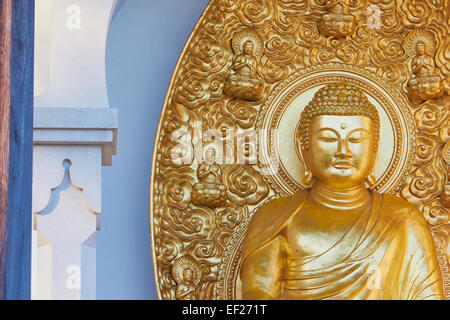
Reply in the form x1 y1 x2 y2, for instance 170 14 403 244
282 207 362 260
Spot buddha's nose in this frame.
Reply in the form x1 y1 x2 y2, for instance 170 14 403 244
334 141 352 159
334 151 352 159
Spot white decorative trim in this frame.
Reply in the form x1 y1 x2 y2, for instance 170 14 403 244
31 0 118 300
34 107 118 166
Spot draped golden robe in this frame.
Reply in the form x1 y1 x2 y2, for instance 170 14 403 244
240 190 445 300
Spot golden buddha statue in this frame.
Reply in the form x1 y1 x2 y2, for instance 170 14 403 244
223 29 264 101
192 146 227 208
192 163 227 208
172 255 201 300
410 41 439 79
319 0 356 38
405 29 444 102
233 40 258 77
239 83 445 300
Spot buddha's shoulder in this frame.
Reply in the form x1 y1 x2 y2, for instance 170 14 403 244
246 191 307 233
378 192 414 211
377 192 426 224
255 191 307 213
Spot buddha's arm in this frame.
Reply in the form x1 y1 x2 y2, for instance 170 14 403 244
411 57 424 74
233 56 248 70
240 235 283 300
398 209 445 300
176 284 191 300
424 56 437 70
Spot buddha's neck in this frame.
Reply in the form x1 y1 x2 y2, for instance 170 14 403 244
310 182 371 210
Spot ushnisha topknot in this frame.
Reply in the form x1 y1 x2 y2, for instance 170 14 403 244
298 83 380 151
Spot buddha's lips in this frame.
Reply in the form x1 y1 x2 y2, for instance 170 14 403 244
331 160 353 169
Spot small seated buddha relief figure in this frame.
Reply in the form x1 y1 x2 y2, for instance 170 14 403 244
405 29 444 102
192 147 227 208
319 0 356 38
223 29 264 101
192 163 227 208
172 255 202 300
239 83 445 300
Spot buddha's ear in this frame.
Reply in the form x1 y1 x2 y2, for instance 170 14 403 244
295 125 306 164
297 137 309 167
303 170 313 185
366 172 377 188
372 124 380 162
294 121 313 185
296 138 314 186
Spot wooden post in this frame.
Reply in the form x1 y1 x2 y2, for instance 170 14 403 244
0 0 34 300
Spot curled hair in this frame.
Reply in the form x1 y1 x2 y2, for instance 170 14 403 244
298 83 380 151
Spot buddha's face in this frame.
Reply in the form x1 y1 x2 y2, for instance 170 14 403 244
204 147 217 164
183 268 193 282
243 40 254 55
302 115 377 189
416 41 426 56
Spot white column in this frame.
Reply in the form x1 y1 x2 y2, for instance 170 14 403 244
32 0 118 300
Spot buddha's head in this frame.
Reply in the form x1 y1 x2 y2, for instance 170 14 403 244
416 41 426 56
298 83 380 189
183 268 194 282
243 40 254 55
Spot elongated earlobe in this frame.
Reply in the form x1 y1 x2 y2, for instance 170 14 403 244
367 172 376 187
303 170 313 185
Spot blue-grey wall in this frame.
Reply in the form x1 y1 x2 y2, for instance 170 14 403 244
98 0 209 299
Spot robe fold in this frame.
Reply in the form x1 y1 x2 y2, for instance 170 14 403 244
239 191 445 300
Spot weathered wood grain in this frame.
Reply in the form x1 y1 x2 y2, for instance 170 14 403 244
0 0 11 300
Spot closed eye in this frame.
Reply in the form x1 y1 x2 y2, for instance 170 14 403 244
347 128 371 143
348 137 364 143
315 128 339 143
318 136 338 142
